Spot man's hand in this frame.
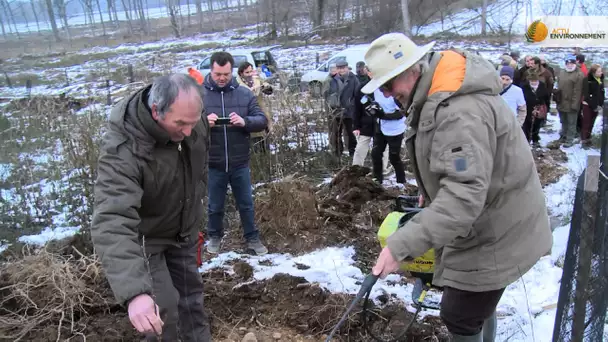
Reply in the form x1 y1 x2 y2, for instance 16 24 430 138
229 112 245 127
128 294 163 335
207 113 218 128
372 247 400 279
353 130 360 137
418 194 424 207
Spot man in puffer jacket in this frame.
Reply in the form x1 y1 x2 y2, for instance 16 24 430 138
203 51 269 256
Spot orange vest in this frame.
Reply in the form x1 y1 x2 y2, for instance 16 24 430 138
188 67 204 85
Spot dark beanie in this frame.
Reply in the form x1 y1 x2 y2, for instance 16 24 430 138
500 66 515 79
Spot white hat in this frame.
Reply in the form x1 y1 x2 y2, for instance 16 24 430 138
362 33 436 94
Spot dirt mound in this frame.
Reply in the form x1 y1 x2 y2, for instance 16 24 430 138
214 167 418 261
0 249 138 341
205 271 449 341
533 148 569 187
317 165 405 220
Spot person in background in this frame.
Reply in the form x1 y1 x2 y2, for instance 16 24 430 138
370 81 407 185
530 57 554 107
576 54 588 134
539 55 555 79
325 60 360 158
556 55 585 147
499 66 527 127
509 50 521 66
496 54 512 72
581 64 605 147
352 65 391 175
576 54 588 75
91 74 211 341
237 61 273 153
203 51 269 256
522 70 550 147
356 61 371 84
514 54 533 87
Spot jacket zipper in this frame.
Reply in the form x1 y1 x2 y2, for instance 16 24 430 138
221 91 228 172
178 142 186 238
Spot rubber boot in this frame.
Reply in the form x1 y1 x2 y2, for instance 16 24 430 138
451 333 482 342
482 311 497 342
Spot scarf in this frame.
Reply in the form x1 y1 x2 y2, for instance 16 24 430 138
595 76 602 85
242 75 254 89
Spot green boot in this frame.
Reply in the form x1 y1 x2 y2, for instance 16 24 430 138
482 311 497 342
451 333 482 342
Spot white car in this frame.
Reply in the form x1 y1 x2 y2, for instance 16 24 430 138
300 44 370 96
197 46 281 81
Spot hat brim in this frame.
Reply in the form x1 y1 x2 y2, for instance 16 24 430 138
361 41 436 95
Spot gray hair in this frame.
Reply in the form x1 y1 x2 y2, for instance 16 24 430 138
405 55 430 76
148 73 203 119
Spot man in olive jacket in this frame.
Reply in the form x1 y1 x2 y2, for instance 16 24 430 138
91 73 211 341
556 56 585 147
365 33 552 341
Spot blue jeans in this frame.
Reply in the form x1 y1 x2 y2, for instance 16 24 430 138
207 165 259 241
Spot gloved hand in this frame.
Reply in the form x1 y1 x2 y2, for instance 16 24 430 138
128 294 163 335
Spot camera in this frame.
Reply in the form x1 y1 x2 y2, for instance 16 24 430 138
360 95 384 117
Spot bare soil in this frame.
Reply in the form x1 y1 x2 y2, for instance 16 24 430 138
209 165 418 271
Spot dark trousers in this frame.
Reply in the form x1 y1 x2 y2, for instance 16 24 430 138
440 286 505 335
371 132 406 183
329 116 356 157
207 165 259 241
146 240 211 341
577 105 583 134
522 113 543 143
581 104 598 141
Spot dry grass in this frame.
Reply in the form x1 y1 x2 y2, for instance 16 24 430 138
0 248 111 341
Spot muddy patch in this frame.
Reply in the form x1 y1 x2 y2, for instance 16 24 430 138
533 148 569 187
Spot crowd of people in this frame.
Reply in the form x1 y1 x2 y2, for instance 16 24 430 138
88 36 604 341
497 50 605 148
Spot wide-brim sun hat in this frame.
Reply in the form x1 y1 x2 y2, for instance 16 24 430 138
362 33 436 94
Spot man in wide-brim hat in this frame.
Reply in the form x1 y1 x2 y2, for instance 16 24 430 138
366 33 552 342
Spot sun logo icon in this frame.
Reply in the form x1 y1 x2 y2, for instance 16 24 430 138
526 19 549 43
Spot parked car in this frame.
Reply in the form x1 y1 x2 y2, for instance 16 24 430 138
197 46 281 82
299 44 370 96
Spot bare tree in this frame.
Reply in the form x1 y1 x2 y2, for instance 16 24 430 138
29 0 42 33
120 0 134 34
1 0 21 38
481 0 487 35
0 9 7 39
400 0 410 35
312 0 324 29
18 1 31 34
53 0 70 41
166 0 181 37
44 0 61 41
195 0 203 30
95 0 107 36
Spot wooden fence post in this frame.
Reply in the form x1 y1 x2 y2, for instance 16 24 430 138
128 64 134 83
106 80 112 106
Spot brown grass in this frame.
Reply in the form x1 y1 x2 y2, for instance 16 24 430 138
0 248 113 341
